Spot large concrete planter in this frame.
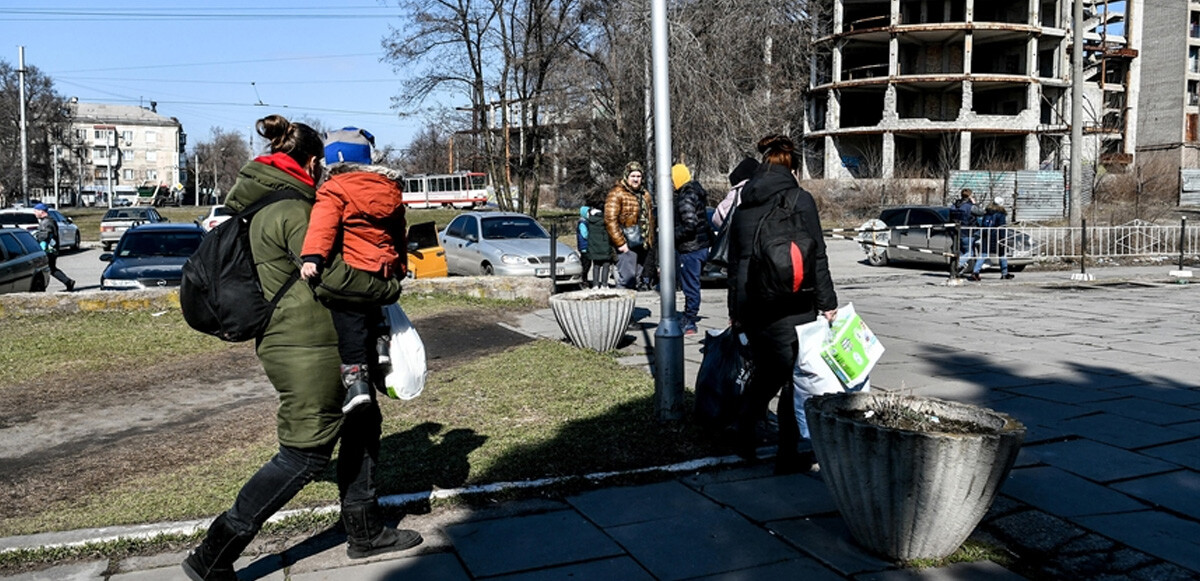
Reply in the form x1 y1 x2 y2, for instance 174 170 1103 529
805 392 1025 561
549 288 636 352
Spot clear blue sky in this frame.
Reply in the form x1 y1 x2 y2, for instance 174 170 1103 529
0 1 424 152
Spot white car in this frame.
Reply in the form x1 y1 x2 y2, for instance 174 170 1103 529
439 212 582 285
197 205 233 232
0 207 82 250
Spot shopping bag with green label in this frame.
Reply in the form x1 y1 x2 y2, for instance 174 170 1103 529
820 302 884 388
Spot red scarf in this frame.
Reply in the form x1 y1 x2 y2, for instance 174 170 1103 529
254 152 314 186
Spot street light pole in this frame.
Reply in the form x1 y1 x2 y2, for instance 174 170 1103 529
195 154 201 207
1069 0 1083 228
18 46 30 207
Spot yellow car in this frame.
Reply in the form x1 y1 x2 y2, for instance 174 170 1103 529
406 221 448 279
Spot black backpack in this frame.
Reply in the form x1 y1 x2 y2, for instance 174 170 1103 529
180 190 310 342
748 192 816 303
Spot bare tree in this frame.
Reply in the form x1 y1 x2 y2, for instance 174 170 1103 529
0 61 75 206
192 129 249 202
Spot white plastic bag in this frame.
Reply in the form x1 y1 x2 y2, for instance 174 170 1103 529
793 316 870 438
820 302 885 389
382 303 427 400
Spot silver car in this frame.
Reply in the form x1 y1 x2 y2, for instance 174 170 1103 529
0 208 82 250
439 212 582 284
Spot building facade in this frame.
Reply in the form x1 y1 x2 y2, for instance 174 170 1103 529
66 102 185 200
804 0 1139 182
1135 0 1200 194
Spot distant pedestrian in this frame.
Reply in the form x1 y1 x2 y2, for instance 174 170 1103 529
671 163 711 335
604 161 655 289
576 204 592 287
950 188 984 274
970 197 1014 281
32 203 75 292
584 200 614 287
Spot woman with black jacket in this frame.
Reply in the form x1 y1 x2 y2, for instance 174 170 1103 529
727 134 838 474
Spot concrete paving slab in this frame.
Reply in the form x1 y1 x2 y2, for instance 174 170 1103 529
1108 385 1200 407
115 549 190 574
1073 511 1200 574
1000 467 1145 517
445 509 623 578
767 516 892 576
1111 471 1200 520
566 480 720 528
486 556 653 581
0 561 106 581
698 472 837 523
1020 439 1179 482
855 560 1027 580
685 557 844 581
1004 384 1127 405
986 396 1090 426
1140 438 1200 471
1090 397 1200 426
1055 413 1188 449
290 551 469 580
605 507 797 581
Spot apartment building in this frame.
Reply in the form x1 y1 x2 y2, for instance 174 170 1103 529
803 0 1138 181
1136 0 1200 194
65 102 185 199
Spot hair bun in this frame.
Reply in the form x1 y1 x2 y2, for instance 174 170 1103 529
757 134 794 155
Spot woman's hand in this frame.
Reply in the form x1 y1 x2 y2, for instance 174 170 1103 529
822 309 838 323
617 243 630 254
300 262 319 281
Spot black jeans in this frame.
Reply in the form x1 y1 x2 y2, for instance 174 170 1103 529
225 404 382 536
329 303 384 365
47 253 73 287
738 319 802 457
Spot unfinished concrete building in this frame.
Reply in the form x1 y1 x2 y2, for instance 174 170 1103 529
803 0 1139 180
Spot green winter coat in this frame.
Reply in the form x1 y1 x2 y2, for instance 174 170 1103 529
224 160 399 448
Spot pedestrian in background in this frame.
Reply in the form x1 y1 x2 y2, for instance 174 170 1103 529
671 163 711 335
576 204 592 287
970 196 1014 281
951 188 985 275
32 203 75 292
604 161 655 289
712 157 759 229
727 134 838 475
182 115 420 581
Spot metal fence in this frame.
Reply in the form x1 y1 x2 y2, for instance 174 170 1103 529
832 218 1199 263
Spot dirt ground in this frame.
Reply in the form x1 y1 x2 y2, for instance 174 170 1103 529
0 307 536 525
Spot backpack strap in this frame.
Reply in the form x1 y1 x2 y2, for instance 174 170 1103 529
236 188 311 305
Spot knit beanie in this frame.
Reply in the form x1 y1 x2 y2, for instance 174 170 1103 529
671 163 691 190
729 157 759 186
623 161 644 180
324 127 375 165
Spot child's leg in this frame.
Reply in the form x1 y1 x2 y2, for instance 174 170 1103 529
328 304 376 413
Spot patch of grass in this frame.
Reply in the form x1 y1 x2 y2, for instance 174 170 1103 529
0 296 719 537
0 310 236 389
904 539 1014 569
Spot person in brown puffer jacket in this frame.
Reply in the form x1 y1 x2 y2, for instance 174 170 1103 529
603 161 655 289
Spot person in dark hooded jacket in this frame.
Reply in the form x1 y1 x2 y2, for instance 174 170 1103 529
727 134 837 475
672 163 711 334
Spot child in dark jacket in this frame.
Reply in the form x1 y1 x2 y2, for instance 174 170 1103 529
585 206 613 287
299 127 407 414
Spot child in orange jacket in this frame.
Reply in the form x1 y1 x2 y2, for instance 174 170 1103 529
300 127 407 414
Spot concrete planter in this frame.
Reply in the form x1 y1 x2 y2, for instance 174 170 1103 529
549 288 636 352
805 392 1025 561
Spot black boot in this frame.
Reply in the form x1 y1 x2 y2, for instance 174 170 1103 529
341 364 373 414
181 514 254 581
341 502 423 559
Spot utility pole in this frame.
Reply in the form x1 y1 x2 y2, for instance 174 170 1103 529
1069 0 1083 228
18 47 30 206
651 0 683 421
53 145 60 206
195 154 201 207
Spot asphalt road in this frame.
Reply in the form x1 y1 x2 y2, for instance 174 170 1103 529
47 244 110 292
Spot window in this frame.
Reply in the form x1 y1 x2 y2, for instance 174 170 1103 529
122 130 134 144
145 131 158 143
446 215 469 238
463 216 480 240
123 169 134 180
75 128 87 140
146 170 158 180
146 150 158 162
0 232 24 258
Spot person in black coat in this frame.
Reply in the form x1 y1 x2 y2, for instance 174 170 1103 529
727 134 838 474
672 163 712 334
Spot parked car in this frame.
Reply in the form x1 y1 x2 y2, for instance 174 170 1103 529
0 207 82 250
439 212 582 284
856 206 1031 272
100 223 204 290
406 220 448 279
196 205 233 232
0 227 50 294
100 206 168 251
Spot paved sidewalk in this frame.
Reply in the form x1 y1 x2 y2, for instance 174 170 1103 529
4 241 1199 580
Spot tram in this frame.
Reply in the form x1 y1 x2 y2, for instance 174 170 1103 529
401 172 488 208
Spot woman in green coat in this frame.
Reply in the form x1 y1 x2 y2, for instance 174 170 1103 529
183 115 419 581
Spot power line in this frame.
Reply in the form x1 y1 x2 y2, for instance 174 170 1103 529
61 77 399 86
0 7 394 22
50 53 380 74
